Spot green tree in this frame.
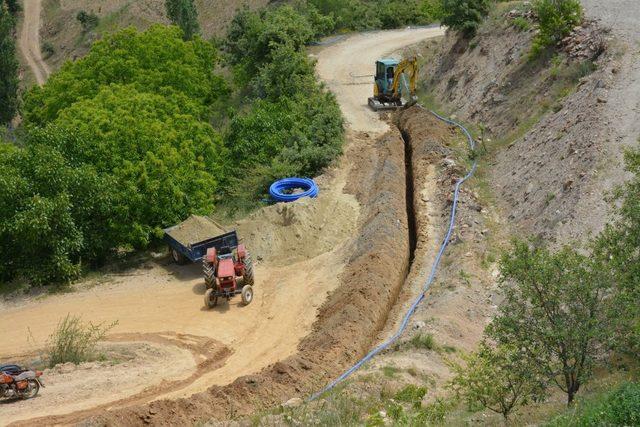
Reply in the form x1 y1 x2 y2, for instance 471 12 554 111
487 241 613 405
450 342 547 421
165 0 200 40
0 4 18 125
76 10 99 32
593 150 640 354
23 25 224 126
42 84 224 247
441 0 490 37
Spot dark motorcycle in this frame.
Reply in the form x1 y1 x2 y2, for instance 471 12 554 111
0 364 44 400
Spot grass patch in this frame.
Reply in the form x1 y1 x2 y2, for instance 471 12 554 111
410 333 436 350
381 365 401 378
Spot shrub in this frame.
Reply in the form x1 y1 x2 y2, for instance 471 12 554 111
409 333 436 350
441 0 490 37
531 0 582 57
41 41 55 59
548 382 640 426
46 314 117 367
76 10 99 32
165 0 200 40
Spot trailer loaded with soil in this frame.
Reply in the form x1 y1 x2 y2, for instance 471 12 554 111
164 215 255 309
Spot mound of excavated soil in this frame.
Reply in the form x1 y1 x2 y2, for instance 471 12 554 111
236 188 359 266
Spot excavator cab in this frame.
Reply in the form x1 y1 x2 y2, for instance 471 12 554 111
368 57 419 111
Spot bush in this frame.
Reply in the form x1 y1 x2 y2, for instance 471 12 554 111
46 314 117 367
41 41 55 59
76 10 99 32
531 0 582 57
548 382 640 426
441 0 490 37
165 0 200 40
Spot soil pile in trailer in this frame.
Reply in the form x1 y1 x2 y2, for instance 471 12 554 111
165 215 227 247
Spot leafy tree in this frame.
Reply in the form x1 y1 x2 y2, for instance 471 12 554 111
487 241 613 405
23 25 224 126
0 144 107 285
592 150 640 354
165 0 200 40
450 342 547 421
42 84 224 247
0 4 18 125
225 6 315 81
441 0 490 37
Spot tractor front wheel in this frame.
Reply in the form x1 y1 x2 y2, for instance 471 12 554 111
203 260 215 289
241 285 253 306
204 288 218 309
243 252 254 286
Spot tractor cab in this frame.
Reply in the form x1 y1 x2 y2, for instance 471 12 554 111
374 58 400 96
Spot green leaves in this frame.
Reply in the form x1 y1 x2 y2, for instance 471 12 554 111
486 241 613 405
450 342 547 420
441 0 490 37
165 0 200 40
0 4 19 125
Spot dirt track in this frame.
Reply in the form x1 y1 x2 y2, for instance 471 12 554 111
0 27 443 426
18 0 50 85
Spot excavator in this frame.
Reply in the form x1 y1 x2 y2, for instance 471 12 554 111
368 57 419 111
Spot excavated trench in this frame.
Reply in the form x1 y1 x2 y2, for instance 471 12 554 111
402 129 418 264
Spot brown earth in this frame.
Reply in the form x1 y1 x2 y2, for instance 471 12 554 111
420 8 623 244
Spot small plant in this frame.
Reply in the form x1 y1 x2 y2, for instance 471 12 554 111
41 41 55 59
530 0 582 58
76 10 99 32
545 192 556 205
46 313 117 367
512 16 530 31
381 365 400 378
395 384 427 409
410 333 436 350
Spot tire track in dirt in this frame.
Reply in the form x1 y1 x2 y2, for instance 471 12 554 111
18 0 50 85
8 332 231 427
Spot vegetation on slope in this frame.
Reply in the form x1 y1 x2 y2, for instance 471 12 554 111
0 1 19 125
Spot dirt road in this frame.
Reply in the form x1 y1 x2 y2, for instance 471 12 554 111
18 0 50 85
0 27 443 425
315 26 444 135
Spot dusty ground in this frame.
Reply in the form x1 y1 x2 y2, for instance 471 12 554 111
18 0 50 85
1 28 443 426
314 27 445 135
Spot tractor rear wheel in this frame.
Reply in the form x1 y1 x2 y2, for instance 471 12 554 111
241 285 253 305
244 252 254 286
203 260 215 289
204 288 218 309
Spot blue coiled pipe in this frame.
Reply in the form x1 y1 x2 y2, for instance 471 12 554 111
269 177 319 202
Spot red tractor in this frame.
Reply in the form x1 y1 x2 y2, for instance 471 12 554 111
203 243 254 308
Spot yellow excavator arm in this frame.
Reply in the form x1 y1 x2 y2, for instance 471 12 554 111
390 57 418 99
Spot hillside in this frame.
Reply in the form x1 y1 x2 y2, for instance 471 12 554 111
39 0 270 72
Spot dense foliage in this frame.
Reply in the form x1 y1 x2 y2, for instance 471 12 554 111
165 0 200 40
0 4 18 125
0 26 226 286
441 0 490 37
548 382 640 426
222 6 343 208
